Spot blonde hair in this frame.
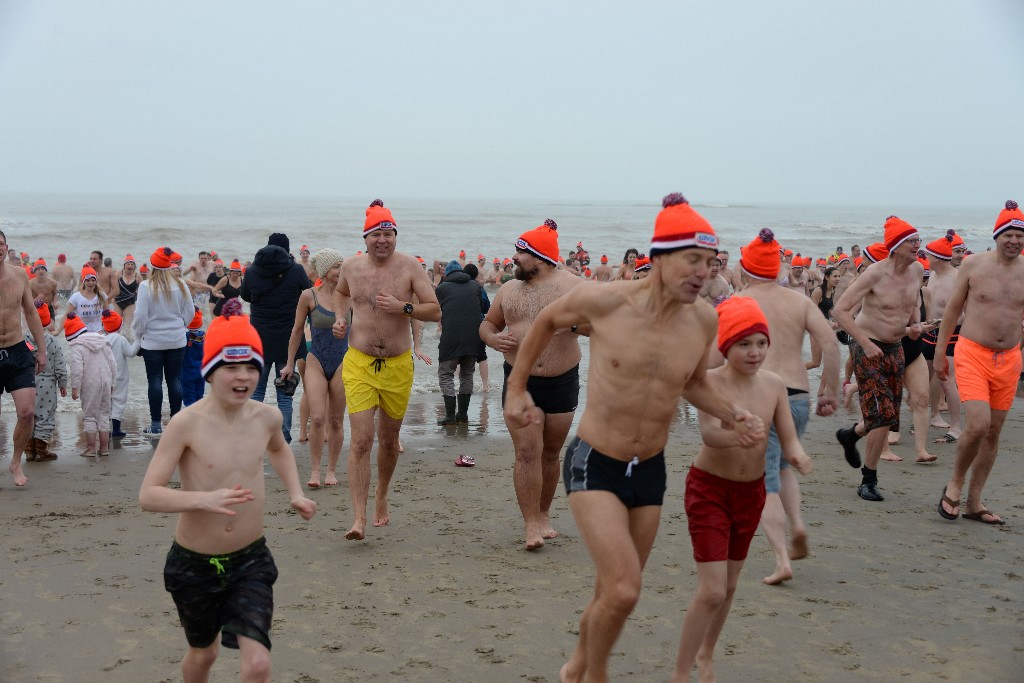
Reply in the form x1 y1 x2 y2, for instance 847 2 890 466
147 267 189 304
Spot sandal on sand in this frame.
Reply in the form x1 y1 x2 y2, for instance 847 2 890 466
933 433 958 444
962 509 1005 525
79 451 97 458
937 486 959 520
455 454 476 467
97 451 110 457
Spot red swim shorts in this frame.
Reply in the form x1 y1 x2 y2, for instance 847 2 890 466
685 466 766 563
953 336 1022 411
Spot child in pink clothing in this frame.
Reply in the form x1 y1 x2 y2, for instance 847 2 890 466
65 313 118 457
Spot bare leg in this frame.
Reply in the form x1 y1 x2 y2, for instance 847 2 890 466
694 560 745 683
937 362 962 439
373 411 405 527
7 388 36 486
181 642 218 683
863 426 889 470
98 431 110 455
963 408 1008 520
479 358 489 392
237 635 272 683
671 560 743 683
297 359 310 441
760 493 792 585
540 412 575 541
941 400 990 517
905 356 937 462
345 409 377 540
778 469 807 560
303 358 329 488
508 419 548 550
324 372 347 487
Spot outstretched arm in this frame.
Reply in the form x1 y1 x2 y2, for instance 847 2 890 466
265 414 317 520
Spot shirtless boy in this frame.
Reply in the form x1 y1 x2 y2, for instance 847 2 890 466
0 230 48 486
504 194 765 682
481 219 585 550
672 297 811 683
832 216 924 501
138 296 316 683
935 201 1024 525
332 199 441 540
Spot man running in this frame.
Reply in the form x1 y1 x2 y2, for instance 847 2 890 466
922 230 966 442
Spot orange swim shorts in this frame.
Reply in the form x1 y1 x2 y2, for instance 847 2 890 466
953 336 1022 411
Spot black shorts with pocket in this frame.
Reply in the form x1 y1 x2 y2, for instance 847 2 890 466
0 342 36 394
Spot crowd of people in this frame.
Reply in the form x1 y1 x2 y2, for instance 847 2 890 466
1 195 1022 681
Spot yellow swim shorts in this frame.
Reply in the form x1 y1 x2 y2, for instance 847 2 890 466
342 347 414 419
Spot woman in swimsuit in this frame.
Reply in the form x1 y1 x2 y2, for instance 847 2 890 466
281 248 348 489
211 262 244 316
206 260 227 315
806 267 841 372
113 255 140 334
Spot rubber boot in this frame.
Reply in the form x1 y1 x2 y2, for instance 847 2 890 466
456 394 471 423
35 437 58 462
24 436 38 462
437 395 457 425
111 419 127 438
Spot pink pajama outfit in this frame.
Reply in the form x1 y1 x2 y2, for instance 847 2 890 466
69 333 118 433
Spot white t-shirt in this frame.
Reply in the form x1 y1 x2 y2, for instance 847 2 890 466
67 292 103 332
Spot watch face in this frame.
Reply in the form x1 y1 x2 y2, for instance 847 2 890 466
404 303 414 315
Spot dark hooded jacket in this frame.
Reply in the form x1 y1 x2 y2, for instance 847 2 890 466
240 245 311 361
435 270 488 362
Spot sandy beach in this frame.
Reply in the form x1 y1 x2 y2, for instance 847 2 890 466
2 378 1023 682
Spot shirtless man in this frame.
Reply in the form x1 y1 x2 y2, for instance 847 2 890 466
935 201 1024 525
717 249 741 291
30 261 59 311
0 230 48 486
833 217 924 501
699 257 731 305
783 256 810 296
183 251 215 308
332 199 440 540
52 254 76 304
479 219 583 550
89 250 117 300
488 258 503 284
503 194 764 682
832 253 855 301
592 255 613 282
923 230 966 442
729 228 839 584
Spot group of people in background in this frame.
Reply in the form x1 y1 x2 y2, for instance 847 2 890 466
2 196 1022 682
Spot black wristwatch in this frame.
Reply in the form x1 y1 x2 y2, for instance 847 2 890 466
403 302 414 316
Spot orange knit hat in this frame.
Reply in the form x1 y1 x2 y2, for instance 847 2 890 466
917 250 931 277
201 298 264 380
650 193 719 256
150 246 175 270
35 298 51 327
634 255 651 272
188 306 203 330
139 264 149 274
516 219 560 266
739 228 781 280
993 200 1024 239
123 254 136 264
80 266 98 281
229 259 242 271
863 242 889 264
883 216 918 251
853 256 864 271
600 255 608 264
790 256 807 269
32 258 47 272
101 309 122 333
64 312 87 341
716 296 770 356
924 229 964 260
363 198 397 237
835 253 851 267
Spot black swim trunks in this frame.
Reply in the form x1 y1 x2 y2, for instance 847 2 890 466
921 325 961 361
163 537 278 650
562 436 666 508
502 362 579 414
0 342 37 394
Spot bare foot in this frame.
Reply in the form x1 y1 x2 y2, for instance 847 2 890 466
398 440 405 454
540 516 558 540
930 417 950 429
307 477 320 489
297 435 309 443
880 450 903 462
763 566 793 585
697 656 717 683
373 499 390 527
324 472 339 487
915 452 938 464
525 536 545 551
789 531 809 560
344 522 365 541
9 461 28 487
525 522 545 550
887 432 901 445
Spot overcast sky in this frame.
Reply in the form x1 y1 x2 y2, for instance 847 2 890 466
1 1 1021 206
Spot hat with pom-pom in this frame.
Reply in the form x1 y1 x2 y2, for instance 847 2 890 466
312 248 343 279
64 312 86 341
917 250 931 277
863 242 890 264
716 296 770 357
32 258 47 272
634 256 652 273
516 219 560 266
187 306 203 330
853 256 864 271
835 253 851 267
123 254 136 265
363 199 397 237
925 229 964 260
600 255 608 264
229 259 242 271
81 266 98 281
883 216 919 252
201 298 263 381
139 263 149 274
651 193 719 256
101 309 122 333
35 299 51 327
300 245 310 254
150 246 175 270
993 200 1024 239
739 228 782 280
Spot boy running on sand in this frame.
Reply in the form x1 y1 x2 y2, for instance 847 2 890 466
672 297 812 682
139 298 316 683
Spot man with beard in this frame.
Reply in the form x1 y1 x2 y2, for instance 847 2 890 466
88 250 118 300
481 219 584 550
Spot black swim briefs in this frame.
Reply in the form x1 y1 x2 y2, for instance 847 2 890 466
163 537 278 650
0 341 37 394
502 362 579 414
562 436 666 508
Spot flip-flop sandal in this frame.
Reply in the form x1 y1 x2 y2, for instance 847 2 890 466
962 509 1005 525
455 455 476 467
937 486 959 520
933 433 958 443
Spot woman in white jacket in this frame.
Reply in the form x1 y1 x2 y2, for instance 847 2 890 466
132 247 194 436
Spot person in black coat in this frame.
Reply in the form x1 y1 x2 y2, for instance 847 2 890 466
240 232 312 442
435 261 488 424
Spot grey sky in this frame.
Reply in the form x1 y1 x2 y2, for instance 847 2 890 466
1 0 1021 206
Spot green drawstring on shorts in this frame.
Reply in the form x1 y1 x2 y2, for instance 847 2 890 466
209 557 228 574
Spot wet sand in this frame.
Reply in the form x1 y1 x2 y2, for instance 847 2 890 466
2 383 1023 682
